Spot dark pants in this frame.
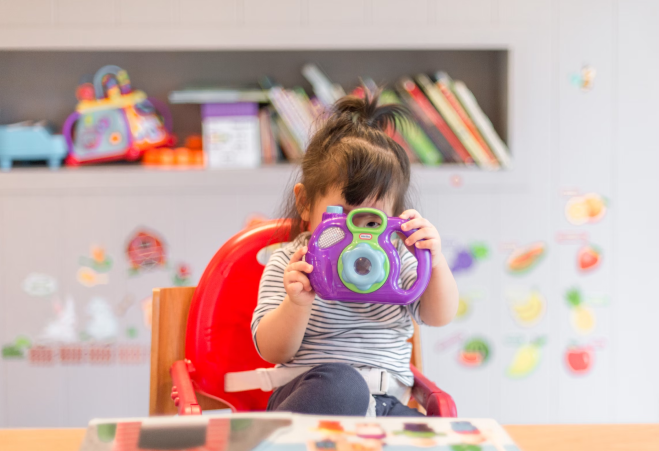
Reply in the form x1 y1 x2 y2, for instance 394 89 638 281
267 363 424 417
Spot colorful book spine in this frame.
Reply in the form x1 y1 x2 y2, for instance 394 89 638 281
452 80 512 169
416 74 497 170
380 90 442 166
397 78 473 165
268 86 309 151
434 72 501 168
259 108 276 165
273 115 303 162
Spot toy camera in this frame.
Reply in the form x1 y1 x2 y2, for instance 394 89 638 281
305 206 431 305
63 65 173 165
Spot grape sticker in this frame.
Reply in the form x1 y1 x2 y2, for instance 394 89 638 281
506 242 546 275
457 337 491 368
577 244 602 273
449 242 489 275
565 193 607 225
507 337 546 379
566 288 596 335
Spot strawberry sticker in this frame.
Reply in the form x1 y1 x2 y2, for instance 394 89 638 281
577 245 601 273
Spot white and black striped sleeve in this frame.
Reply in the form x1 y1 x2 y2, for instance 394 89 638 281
396 238 425 325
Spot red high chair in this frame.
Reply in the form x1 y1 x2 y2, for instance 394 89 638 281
149 220 456 417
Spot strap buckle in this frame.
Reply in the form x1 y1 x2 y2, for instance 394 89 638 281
256 368 274 392
361 368 389 395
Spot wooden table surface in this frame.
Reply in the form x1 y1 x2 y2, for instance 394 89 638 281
0 424 658 451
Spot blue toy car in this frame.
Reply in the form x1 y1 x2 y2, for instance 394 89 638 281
0 122 67 171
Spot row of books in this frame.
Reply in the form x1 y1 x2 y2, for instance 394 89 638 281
259 66 510 169
169 65 510 169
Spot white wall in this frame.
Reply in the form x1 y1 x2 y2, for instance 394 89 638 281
0 0 658 426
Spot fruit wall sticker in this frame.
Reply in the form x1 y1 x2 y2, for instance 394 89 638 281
566 288 596 335
172 263 192 286
449 242 489 275
458 337 491 368
506 242 546 275
507 337 546 379
1 336 31 359
565 193 607 225
508 289 546 327
570 65 596 91
577 244 602 273
454 291 484 322
22 273 58 297
456 297 471 320
79 245 113 273
565 344 594 376
126 228 168 275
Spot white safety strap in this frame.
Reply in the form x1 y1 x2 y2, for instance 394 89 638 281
225 366 410 404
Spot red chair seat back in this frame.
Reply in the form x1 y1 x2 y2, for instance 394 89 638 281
185 220 291 411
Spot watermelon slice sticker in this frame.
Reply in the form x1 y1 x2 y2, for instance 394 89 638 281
457 337 491 368
506 242 546 274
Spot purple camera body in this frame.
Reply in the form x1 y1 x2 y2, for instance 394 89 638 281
305 206 431 305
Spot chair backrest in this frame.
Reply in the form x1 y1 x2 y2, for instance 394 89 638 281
185 220 292 412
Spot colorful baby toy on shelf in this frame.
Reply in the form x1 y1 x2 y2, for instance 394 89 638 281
305 206 431 305
63 65 173 165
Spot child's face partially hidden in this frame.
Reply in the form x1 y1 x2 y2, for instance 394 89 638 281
295 184 395 233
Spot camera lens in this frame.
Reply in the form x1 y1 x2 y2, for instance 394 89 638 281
354 257 372 275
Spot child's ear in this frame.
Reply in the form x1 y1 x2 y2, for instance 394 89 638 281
294 183 310 222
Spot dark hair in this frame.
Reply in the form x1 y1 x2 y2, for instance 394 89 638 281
281 87 412 238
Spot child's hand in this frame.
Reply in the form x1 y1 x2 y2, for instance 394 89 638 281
400 209 444 268
284 246 315 306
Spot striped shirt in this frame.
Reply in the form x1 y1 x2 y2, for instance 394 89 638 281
251 232 423 386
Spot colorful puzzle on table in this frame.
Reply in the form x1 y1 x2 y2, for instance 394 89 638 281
78 414 522 451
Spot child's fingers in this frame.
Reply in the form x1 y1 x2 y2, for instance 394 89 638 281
399 209 421 220
285 271 312 292
287 281 304 296
414 239 438 250
401 217 430 232
287 261 313 274
289 246 308 264
404 228 437 246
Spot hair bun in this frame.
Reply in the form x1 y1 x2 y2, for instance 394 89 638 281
332 86 409 132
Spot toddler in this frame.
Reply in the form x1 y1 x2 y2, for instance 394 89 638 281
251 89 459 417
